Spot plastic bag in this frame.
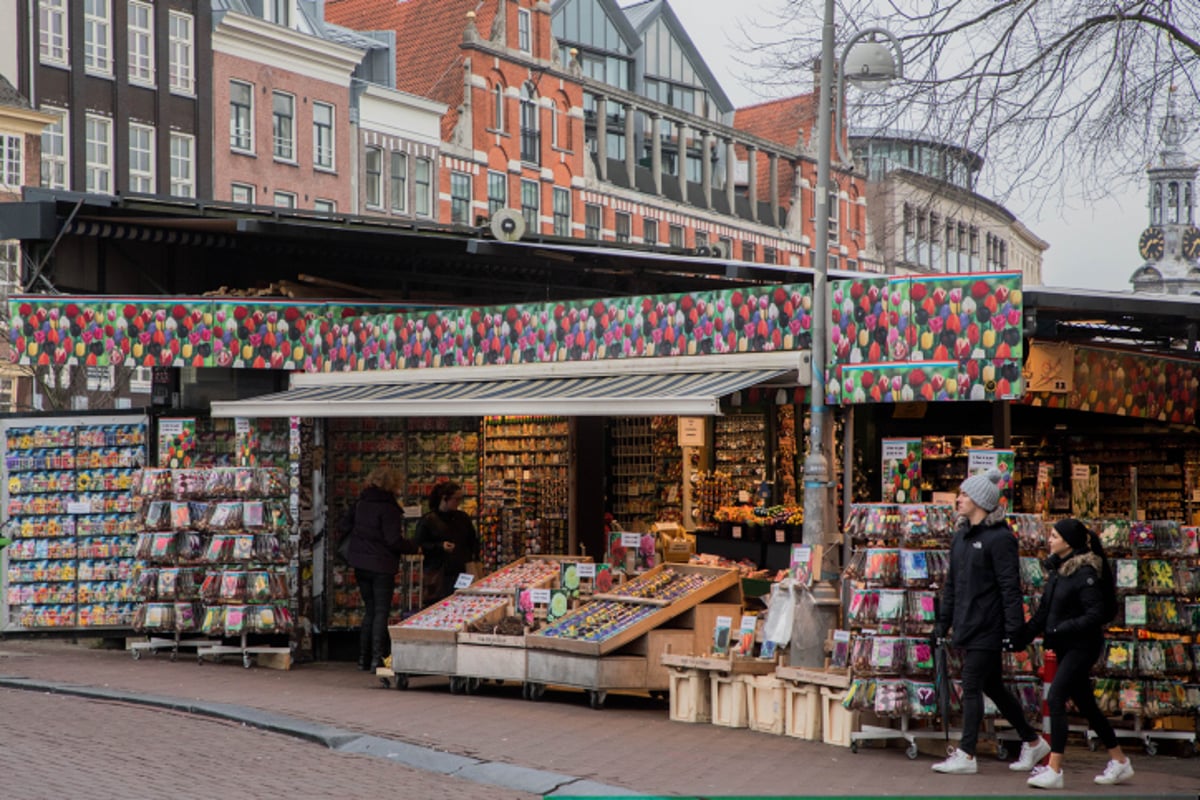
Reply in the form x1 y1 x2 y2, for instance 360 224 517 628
761 579 798 651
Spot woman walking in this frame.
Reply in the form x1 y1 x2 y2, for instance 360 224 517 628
1018 518 1133 789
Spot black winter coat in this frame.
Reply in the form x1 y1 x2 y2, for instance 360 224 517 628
414 509 478 576
344 486 417 574
1022 551 1106 652
937 508 1024 651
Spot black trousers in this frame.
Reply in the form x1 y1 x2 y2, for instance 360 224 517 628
1048 643 1118 753
355 567 396 663
959 648 1038 755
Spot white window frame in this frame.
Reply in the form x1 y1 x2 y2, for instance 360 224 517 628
84 0 113 77
517 8 531 53
553 186 570 237
169 132 195 198
0 240 20 301
486 170 506 217
39 0 68 66
168 11 195 95
127 122 155 194
0 135 22 189
128 1 156 86
449 171 471 225
272 91 296 162
229 80 254 153
267 0 291 26
414 157 432 217
365 147 383 208
312 102 334 171
231 183 255 205
313 199 335 214
390 151 407 212
273 191 296 209
85 114 113 195
40 107 68 190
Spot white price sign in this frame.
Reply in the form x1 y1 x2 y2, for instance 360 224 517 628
67 502 92 515
881 440 910 460
1071 464 1093 481
576 563 596 578
453 573 474 589
530 589 552 604
235 418 251 435
967 450 999 473
621 532 641 548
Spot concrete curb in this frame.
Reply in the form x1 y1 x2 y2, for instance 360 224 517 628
0 676 635 797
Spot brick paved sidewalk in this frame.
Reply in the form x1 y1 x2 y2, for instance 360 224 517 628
2 640 1197 797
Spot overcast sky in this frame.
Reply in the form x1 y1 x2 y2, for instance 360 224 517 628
665 0 1152 291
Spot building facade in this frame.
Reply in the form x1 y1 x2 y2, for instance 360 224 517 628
851 130 1047 284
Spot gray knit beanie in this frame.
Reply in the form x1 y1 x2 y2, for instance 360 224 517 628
960 468 1003 512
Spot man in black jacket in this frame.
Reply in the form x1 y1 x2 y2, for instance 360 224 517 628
932 468 1049 774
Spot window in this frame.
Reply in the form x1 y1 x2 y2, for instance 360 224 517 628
84 0 112 76
0 136 21 189
520 179 539 230
763 246 777 265
268 0 290 26
128 1 155 85
553 187 570 236
450 171 471 225
169 133 194 197
230 81 253 152
390 152 408 212
39 0 67 65
517 8 531 52
128 123 155 193
274 191 296 209
85 114 112 194
828 191 839 244
414 157 432 217
231 183 254 204
669 224 684 249
313 199 335 214
742 241 756 263
644 218 659 246
168 12 194 94
40 108 67 189
719 237 733 259
364 147 382 208
272 92 295 161
519 83 539 164
312 102 334 170
694 230 708 250
0 240 20 303
614 212 630 243
492 83 505 132
585 203 601 239
487 171 506 217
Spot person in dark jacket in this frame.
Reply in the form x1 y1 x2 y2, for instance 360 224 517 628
343 467 417 671
415 481 478 602
932 468 1048 775
1017 518 1133 789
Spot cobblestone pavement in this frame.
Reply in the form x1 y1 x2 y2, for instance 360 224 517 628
0 687 540 800
2 640 1199 797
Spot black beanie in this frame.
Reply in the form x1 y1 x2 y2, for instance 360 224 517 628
1054 518 1091 552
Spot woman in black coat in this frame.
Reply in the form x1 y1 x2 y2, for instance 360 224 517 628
415 481 478 603
1018 518 1132 789
343 467 417 671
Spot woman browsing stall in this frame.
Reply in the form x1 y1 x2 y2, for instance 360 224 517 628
415 481 479 603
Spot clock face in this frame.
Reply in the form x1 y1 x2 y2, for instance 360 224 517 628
1183 226 1200 260
1139 226 1165 261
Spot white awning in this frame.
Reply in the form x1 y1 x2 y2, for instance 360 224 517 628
211 353 806 419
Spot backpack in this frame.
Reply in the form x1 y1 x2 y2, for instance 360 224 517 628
1089 530 1118 623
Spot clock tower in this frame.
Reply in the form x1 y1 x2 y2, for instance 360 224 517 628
1131 87 1200 294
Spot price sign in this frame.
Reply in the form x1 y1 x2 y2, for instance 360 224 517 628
775 528 786 543
235 418 251 435
833 629 851 643
453 573 474 589
1071 464 1093 481
66 502 91 515
621 532 641 548
881 440 910 460
576 563 596 578
731 525 742 539
530 588 551 604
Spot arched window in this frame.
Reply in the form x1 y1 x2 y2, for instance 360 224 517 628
492 82 505 132
520 82 539 164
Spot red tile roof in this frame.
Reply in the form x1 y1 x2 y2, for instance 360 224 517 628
734 94 818 151
326 0 496 136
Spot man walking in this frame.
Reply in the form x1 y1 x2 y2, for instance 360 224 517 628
931 468 1049 774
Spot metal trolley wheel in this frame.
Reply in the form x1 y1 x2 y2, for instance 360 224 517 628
587 690 607 709
522 682 545 701
1143 739 1157 757
994 743 1009 761
906 741 919 760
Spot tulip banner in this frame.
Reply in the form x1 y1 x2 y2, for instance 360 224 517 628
1024 344 1199 425
826 272 1025 404
9 285 815 372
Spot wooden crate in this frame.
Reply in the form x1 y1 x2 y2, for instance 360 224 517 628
710 673 750 728
745 674 787 735
465 554 591 595
456 633 526 682
784 682 822 740
776 665 851 690
660 652 777 676
389 594 509 643
668 668 711 723
526 649 647 690
644 629 695 691
391 639 457 676
673 602 745 657
821 686 858 748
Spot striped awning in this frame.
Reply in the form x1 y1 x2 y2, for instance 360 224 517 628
211 367 791 419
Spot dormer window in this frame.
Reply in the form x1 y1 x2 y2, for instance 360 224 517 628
267 0 290 27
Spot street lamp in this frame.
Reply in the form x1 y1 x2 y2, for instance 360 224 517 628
798 1 903 667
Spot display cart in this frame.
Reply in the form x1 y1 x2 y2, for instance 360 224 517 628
196 632 290 669
524 563 743 709
129 631 210 662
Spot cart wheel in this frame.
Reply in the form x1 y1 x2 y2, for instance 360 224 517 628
1144 739 1157 757
169 650 178 663
850 741 859 754
448 677 462 694
242 653 253 669
649 690 667 701
1087 738 1098 752
131 648 142 661
528 682 545 701
379 677 392 689
197 655 204 665
906 741 919 760
995 743 1009 761
395 674 408 691
587 690 607 709
465 678 481 695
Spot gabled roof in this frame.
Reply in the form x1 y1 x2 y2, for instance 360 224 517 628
620 0 732 113
551 0 641 54
326 0 490 111
733 94 817 151
0 75 33 111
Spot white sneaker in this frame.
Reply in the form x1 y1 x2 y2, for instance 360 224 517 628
931 748 977 774
1008 737 1052 771
1094 758 1134 785
1027 765 1063 790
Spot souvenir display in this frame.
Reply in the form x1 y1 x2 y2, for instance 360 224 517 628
608 416 684 525
397 594 510 632
3 419 146 630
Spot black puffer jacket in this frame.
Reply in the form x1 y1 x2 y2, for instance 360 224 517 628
345 486 417 574
1022 551 1106 652
937 507 1023 650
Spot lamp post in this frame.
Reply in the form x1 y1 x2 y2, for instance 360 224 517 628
798 0 903 667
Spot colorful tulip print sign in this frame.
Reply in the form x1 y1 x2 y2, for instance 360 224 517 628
826 272 1025 405
881 438 922 503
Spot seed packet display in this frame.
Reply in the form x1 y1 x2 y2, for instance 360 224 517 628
1096 518 1131 554
905 638 934 676
1102 639 1135 675
1007 514 1045 552
1151 520 1183 554
142 501 170 530
830 630 852 669
846 587 878 626
258 468 288 497
136 469 173 499
924 550 950 586
242 501 265 530
1147 596 1182 630
899 505 930 543
232 535 255 562
133 567 158 599
905 590 937 633
1114 558 1140 592
900 549 929 587
200 605 224 635
850 636 875 675
220 571 247 602
862 548 900 586
200 573 221 602
1130 521 1156 552
873 679 908 716
1019 557 1045 594
1174 561 1200 595
841 549 867 581
245 571 273 603
907 680 938 718
169 501 191 531
203 468 237 498
174 602 199 632
1142 560 1175 594
1136 640 1167 676
172 469 207 499
925 505 955 541
204 502 243 531
876 589 906 626
233 468 258 498
1003 641 1042 676
224 605 248 635
148 533 178 563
